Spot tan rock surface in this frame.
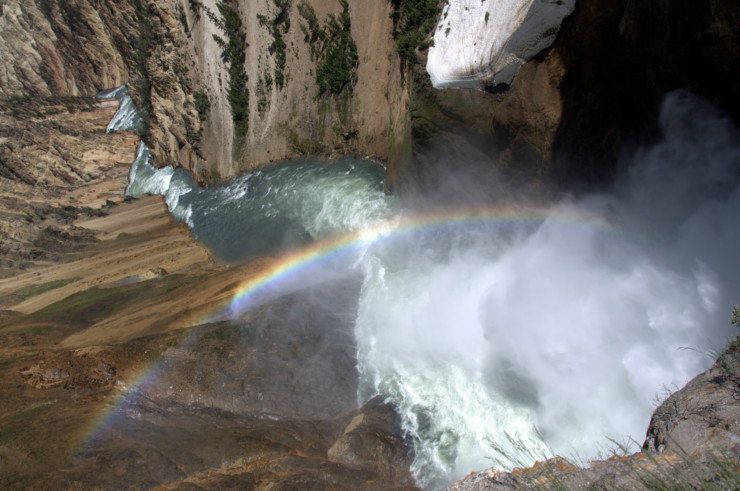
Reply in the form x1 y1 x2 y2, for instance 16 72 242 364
0 97 139 277
0 0 134 97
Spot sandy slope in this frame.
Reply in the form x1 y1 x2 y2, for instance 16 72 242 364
0 97 216 317
0 196 215 316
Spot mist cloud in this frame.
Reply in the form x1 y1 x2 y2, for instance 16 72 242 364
354 90 740 486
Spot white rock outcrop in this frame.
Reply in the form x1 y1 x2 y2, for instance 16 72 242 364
426 0 576 90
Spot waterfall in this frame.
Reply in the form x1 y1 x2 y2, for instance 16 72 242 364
114 88 740 488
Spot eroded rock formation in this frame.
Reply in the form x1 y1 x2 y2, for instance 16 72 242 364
0 266 415 489
0 0 135 97
0 1 409 181
0 96 138 277
396 0 740 195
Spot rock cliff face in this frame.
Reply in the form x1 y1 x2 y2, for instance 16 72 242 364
0 0 409 182
183 0 408 178
0 0 204 178
0 96 138 277
550 0 740 186
400 0 740 194
2 1 738 191
0 0 135 97
2 1 740 488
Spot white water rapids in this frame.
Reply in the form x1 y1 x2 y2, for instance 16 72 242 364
105 87 739 488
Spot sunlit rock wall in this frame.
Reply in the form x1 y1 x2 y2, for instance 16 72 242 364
426 0 575 90
0 0 135 97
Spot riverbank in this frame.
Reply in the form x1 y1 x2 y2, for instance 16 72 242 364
0 96 415 489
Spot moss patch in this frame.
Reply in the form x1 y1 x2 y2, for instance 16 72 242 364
288 130 323 154
0 275 199 340
0 277 80 307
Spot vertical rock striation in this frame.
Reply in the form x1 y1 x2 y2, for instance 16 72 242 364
0 0 136 97
1 0 409 181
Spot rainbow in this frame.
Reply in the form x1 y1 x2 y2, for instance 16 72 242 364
77 204 621 450
211 204 620 322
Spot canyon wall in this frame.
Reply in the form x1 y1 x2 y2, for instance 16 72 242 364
0 0 205 177
0 0 409 182
184 0 408 179
400 0 740 195
2 0 739 190
0 0 135 97
426 0 575 90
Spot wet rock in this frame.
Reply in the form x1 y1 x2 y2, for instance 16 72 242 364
139 277 363 418
65 277 416 489
643 336 740 458
328 396 415 485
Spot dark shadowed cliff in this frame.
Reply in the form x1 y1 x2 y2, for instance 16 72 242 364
391 0 740 196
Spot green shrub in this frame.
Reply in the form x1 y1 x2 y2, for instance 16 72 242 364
186 125 203 155
314 0 358 96
188 0 202 21
193 89 211 121
389 0 441 69
211 1 249 139
255 72 272 116
257 1 292 90
178 4 189 32
130 0 155 128
297 1 320 45
288 130 323 154
4 277 80 304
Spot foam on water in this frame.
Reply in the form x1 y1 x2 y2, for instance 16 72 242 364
125 143 175 198
96 85 145 134
168 157 395 262
351 90 740 487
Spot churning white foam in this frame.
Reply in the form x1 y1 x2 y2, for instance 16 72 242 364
125 143 174 198
354 90 740 487
96 85 145 133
